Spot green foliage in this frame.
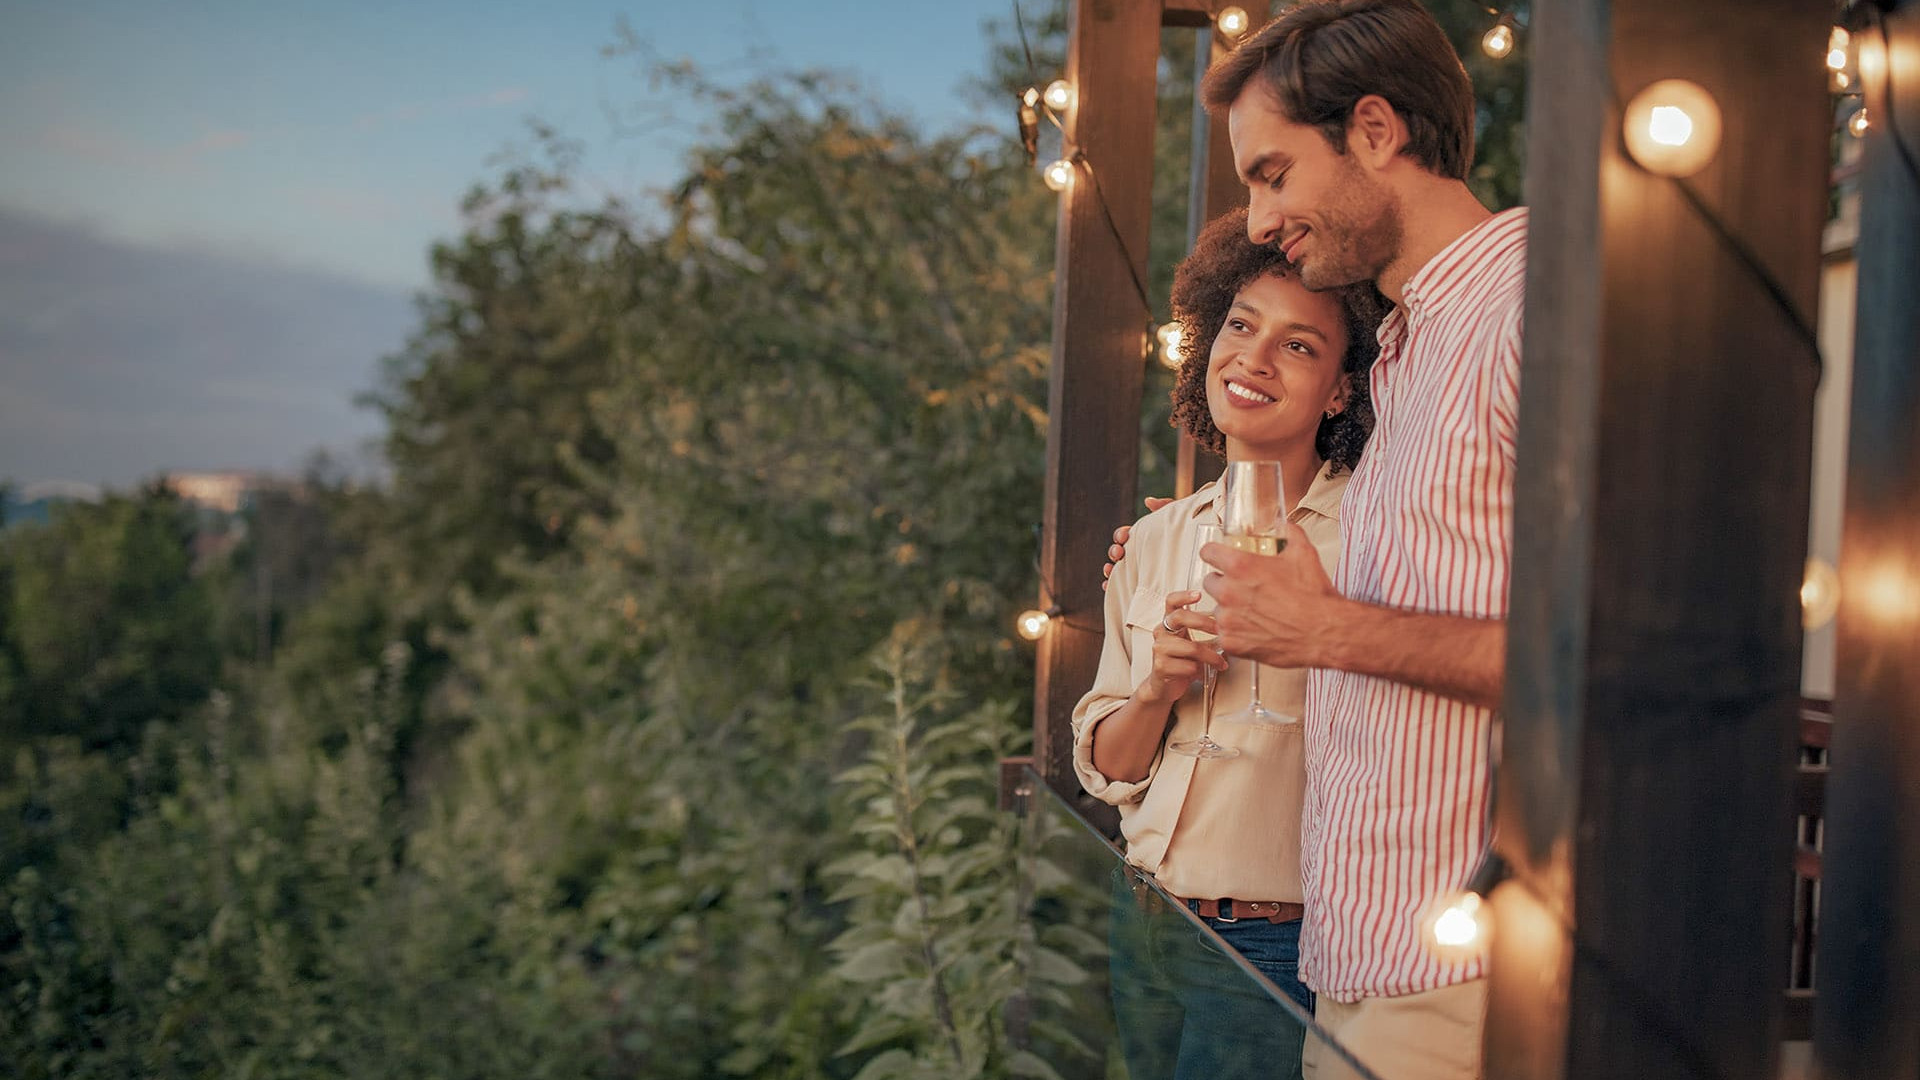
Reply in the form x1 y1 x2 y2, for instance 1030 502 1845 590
826 627 1023 1079
1 486 217 753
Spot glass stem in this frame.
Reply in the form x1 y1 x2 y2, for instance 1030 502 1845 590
1247 659 1263 714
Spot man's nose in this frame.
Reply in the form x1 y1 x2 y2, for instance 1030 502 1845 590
1246 192 1283 246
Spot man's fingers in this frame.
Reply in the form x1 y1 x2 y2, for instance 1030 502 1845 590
1197 540 1249 574
1144 496 1172 512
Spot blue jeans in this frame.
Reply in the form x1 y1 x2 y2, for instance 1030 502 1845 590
1109 869 1311 1080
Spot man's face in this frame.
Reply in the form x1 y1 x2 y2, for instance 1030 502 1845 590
1227 88 1402 291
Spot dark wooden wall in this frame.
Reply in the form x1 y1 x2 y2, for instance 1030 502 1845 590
1487 1 1833 1077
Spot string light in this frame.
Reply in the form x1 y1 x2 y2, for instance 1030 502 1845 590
1022 86 1040 108
1155 322 1185 369
1016 606 1059 641
1217 6 1251 39
1622 79 1722 178
1833 70 1851 92
1418 851 1509 963
1849 106 1870 138
1802 556 1840 631
1043 79 1076 112
1043 157 1076 191
1482 22 1515 59
1827 26 1851 72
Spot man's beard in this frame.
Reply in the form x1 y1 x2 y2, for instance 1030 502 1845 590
1296 158 1402 292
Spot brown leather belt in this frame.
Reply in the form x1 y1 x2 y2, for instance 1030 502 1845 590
1186 897 1305 924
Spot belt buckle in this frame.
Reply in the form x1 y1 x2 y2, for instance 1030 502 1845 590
1213 897 1239 924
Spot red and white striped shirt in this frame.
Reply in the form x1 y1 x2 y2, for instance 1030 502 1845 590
1300 207 1528 1001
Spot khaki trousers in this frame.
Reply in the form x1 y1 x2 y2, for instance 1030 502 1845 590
1302 978 1487 1080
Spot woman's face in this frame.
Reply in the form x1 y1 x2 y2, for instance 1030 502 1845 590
1205 271 1350 462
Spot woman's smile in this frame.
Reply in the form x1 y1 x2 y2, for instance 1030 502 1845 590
1222 378 1278 407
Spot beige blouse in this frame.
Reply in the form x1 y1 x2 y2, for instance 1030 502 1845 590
1070 462 1348 903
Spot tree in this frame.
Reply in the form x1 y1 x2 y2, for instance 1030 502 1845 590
1 485 217 753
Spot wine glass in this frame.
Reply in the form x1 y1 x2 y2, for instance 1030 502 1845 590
1213 461 1299 726
1165 523 1238 760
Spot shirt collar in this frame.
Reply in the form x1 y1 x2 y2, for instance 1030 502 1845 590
1398 205 1530 323
1189 461 1348 524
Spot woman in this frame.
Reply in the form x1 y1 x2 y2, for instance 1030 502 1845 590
1072 207 1383 1080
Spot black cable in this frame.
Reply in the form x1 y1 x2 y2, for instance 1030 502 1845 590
1669 175 1826 378
1011 0 1040 88
1076 154 1158 322
1608 80 1826 378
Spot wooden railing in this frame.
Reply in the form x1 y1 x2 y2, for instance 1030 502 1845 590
1785 696 1832 1041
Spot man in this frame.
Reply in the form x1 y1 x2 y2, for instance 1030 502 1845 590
1193 2 1526 1078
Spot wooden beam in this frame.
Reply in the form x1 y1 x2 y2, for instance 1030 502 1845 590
1032 0 1162 822
1175 3 1256 499
1486 1 1831 1077
1814 3 1920 1076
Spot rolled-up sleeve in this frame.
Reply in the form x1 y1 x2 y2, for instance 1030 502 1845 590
1070 534 1164 805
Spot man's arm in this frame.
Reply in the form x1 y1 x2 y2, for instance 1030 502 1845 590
1201 523 1507 710
1313 601 1505 710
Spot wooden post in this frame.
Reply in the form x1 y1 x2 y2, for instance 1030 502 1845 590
1174 8 1253 500
1486 1 1832 1077
1031 0 1163 815
1814 3 1920 1075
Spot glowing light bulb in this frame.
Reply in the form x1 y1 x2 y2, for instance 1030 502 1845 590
1828 47 1850 71
1802 557 1840 631
1832 69 1851 91
1016 608 1053 641
1043 158 1075 191
1043 79 1075 112
1648 106 1694 147
1022 86 1040 108
1850 107 1870 138
1419 891 1491 963
1433 899 1482 947
1217 6 1251 39
1155 322 1186 370
1831 26 1851 53
1622 79 1722 177
1482 23 1514 59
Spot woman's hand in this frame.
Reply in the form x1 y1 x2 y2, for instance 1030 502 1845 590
1138 589 1226 705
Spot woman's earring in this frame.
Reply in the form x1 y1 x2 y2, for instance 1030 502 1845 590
1324 408 1337 419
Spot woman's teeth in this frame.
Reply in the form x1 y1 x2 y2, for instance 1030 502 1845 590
1227 381 1275 404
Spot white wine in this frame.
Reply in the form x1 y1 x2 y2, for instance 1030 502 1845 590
1224 533 1284 556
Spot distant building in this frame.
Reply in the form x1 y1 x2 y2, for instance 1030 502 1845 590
164 471 264 514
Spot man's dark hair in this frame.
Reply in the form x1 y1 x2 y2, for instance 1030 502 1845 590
1168 208 1385 473
1202 0 1476 181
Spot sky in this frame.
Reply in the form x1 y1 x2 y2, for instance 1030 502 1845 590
0 0 1020 488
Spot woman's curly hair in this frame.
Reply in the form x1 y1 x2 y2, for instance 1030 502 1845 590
1167 208 1387 473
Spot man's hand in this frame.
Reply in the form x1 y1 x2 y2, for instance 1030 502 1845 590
1199 520 1347 669
1100 496 1173 591
1201 519 1509 708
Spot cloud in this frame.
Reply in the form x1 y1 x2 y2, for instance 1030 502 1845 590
38 122 252 174
350 86 533 132
284 184 430 224
0 208 415 488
